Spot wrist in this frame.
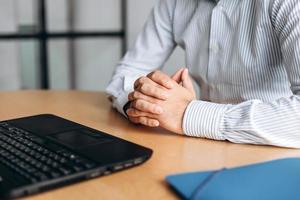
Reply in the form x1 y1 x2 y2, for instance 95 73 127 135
178 100 192 135
182 100 228 139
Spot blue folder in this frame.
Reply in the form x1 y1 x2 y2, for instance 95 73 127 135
166 158 300 200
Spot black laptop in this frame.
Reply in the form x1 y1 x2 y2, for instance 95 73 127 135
0 114 152 199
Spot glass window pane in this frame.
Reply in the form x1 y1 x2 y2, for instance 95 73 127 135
0 40 39 90
46 0 69 32
47 0 121 32
0 1 18 33
17 0 38 33
20 40 40 89
0 0 38 34
48 39 72 89
49 38 121 91
0 41 20 90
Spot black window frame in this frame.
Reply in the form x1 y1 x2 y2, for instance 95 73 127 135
0 0 127 89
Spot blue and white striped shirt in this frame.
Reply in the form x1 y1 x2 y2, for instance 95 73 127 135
106 0 300 148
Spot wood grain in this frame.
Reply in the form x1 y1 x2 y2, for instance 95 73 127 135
0 90 299 200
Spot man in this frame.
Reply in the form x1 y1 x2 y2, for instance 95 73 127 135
106 0 300 148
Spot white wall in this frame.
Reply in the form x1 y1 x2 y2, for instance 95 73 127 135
72 0 122 91
47 0 123 90
0 0 185 91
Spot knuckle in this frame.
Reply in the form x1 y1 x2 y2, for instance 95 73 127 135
132 100 138 108
129 101 133 109
146 72 152 79
152 71 159 79
149 74 155 80
134 76 146 88
128 109 135 116
139 76 148 83
139 102 146 110
134 78 140 86
133 109 140 115
148 70 159 79
140 84 148 92
128 92 133 100
139 117 146 124
133 91 140 99
135 99 143 109
147 71 154 77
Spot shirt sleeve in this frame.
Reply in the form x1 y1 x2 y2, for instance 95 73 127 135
183 0 300 148
106 0 177 116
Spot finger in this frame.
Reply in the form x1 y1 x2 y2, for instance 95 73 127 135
128 116 140 124
134 76 166 91
171 68 185 83
182 68 196 97
138 83 169 100
147 70 174 89
128 116 159 127
128 91 160 104
127 108 156 118
134 76 151 90
133 76 158 89
138 116 160 127
131 99 163 114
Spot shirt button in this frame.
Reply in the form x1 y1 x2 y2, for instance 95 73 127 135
210 43 219 54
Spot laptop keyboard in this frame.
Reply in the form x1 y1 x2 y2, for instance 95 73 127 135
0 122 97 184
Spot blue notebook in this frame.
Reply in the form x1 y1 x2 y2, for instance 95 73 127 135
166 158 300 200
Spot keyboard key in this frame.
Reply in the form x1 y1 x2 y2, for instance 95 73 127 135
58 167 72 175
50 171 61 178
73 166 84 172
0 123 98 183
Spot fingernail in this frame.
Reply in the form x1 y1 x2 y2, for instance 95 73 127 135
154 106 163 114
162 93 169 99
153 121 159 127
166 82 173 88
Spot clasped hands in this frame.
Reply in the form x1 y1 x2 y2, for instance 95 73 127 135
126 68 196 134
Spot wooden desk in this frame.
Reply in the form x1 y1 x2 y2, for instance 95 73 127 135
1 90 300 200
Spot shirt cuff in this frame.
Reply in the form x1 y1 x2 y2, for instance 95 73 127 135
107 74 141 117
112 91 131 117
182 100 229 140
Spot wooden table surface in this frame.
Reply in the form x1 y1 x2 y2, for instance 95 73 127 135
1 90 300 200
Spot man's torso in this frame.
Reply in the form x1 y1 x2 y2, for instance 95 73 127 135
172 0 292 103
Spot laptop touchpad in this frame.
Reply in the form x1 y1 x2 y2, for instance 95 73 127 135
50 129 112 149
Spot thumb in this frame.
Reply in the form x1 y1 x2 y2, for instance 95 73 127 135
171 68 185 83
182 68 196 97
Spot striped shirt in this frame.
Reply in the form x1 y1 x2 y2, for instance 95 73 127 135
106 0 300 148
